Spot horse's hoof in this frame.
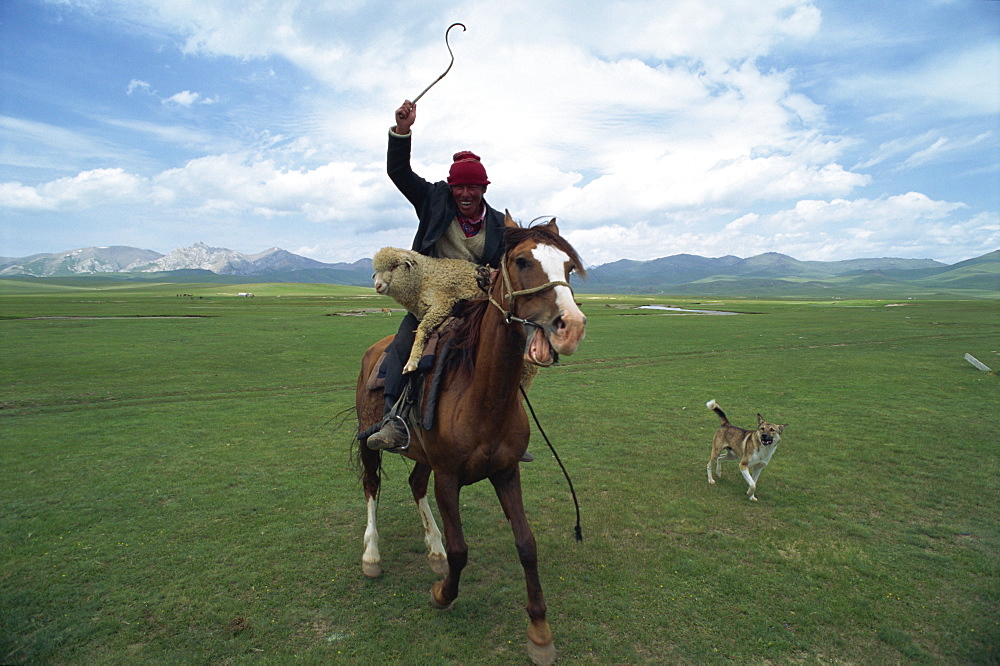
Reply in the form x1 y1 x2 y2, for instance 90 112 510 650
527 638 556 665
430 581 453 610
362 560 381 578
527 621 555 665
429 552 449 576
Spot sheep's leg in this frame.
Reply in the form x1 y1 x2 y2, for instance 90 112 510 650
404 321 430 374
404 305 455 373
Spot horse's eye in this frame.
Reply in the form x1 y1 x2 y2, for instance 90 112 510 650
515 257 530 269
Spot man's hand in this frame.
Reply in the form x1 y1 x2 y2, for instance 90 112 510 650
394 100 416 135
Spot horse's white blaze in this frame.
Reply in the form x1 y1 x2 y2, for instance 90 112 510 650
531 245 578 314
418 497 449 575
531 244 586 355
362 496 381 577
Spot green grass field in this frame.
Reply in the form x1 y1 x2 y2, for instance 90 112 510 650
1 281 997 664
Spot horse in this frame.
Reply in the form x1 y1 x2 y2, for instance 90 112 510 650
354 212 587 665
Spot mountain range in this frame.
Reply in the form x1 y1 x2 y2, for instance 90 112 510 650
1 242 997 297
0 242 371 278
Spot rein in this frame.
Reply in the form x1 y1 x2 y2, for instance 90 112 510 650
520 385 584 542
486 247 583 542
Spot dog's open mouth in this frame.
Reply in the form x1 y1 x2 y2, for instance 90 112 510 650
761 433 774 445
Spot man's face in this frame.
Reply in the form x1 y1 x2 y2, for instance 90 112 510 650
450 184 485 218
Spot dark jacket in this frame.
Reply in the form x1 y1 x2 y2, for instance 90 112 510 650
387 131 506 268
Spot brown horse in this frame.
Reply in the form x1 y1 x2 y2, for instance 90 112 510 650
355 212 586 664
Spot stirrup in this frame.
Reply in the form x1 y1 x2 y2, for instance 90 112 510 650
376 414 410 452
372 387 413 452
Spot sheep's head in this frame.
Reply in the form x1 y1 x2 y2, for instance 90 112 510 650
372 247 417 295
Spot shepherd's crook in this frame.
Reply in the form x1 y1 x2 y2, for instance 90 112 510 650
412 22 466 103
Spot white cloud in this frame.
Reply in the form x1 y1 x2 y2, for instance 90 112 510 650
564 192 992 265
857 131 995 171
5 0 995 265
855 131 937 169
836 42 1000 118
164 90 201 106
100 118 219 149
151 151 390 220
0 168 147 211
898 132 994 170
126 79 153 95
0 145 394 222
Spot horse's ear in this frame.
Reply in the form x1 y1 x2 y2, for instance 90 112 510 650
546 217 560 235
503 210 519 229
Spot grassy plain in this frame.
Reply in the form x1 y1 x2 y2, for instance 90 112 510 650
1 280 997 664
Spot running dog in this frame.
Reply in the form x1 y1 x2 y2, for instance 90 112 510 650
706 399 787 501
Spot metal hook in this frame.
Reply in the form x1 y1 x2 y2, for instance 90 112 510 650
412 22 466 103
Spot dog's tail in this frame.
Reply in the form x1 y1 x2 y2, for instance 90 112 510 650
706 399 730 425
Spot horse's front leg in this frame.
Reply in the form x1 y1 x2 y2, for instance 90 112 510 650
360 446 382 578
409 463 448 576
491 466 556 666
430 473 467 609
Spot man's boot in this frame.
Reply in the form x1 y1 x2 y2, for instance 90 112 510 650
366 418 408 450
366 393 409 451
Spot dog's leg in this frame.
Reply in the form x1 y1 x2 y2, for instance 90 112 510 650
750 464 764 484
740 463 757 501
706 456 717 484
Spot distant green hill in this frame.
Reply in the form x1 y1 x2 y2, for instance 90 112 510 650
2 250 996 299
581 250 997 298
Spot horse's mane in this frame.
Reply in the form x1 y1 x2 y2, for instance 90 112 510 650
443 221 586 374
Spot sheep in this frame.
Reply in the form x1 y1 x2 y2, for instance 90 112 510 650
372 247 491 374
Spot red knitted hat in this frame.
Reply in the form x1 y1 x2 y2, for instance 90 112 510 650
447 151 490 186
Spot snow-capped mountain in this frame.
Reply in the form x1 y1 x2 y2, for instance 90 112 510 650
143 242 255 274
0 242 346 277
142 242 354 275
0 246 165 277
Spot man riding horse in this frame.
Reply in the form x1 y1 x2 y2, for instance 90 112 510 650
367 99 530 460
357 101 587 664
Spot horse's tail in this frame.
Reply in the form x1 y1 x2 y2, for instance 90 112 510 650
354 426 384 501
324 404 376 485
706 399 730 425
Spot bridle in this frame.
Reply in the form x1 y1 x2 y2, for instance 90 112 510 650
485 248 575 369
487 249 572 326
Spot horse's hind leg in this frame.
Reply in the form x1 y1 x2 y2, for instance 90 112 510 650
490 466 556 666
356 337 393 579
429 474 468 610
360 445 382 578
409 463 448 576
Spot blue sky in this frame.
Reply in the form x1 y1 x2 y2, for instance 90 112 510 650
1 0 997 266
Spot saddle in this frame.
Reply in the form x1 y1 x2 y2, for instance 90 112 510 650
363 318 459 434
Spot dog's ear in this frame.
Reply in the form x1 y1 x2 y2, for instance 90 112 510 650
778 423 787 433
757 413 764 426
